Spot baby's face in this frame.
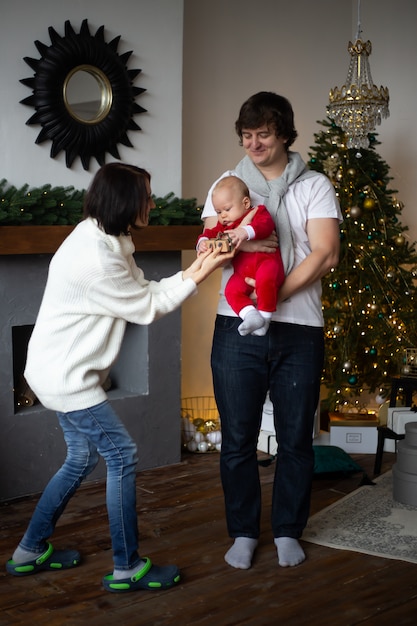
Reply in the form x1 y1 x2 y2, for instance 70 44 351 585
213 189 250 226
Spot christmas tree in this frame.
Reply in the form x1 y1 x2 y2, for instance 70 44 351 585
308 119 417 411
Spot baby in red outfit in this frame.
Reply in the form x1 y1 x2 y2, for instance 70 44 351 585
197 176 284 336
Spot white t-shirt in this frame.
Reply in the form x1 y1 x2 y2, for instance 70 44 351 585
202 169 342 327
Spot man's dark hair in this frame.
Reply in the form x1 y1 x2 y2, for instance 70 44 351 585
83 162 151 236
235 91 298 149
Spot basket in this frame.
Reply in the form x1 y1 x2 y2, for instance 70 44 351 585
181 396 221 453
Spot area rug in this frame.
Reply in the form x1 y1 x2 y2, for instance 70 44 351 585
303 470 417 564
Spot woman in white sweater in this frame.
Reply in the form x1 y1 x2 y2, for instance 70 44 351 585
6 162 233 593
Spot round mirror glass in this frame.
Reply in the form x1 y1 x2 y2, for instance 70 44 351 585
63 64 112 124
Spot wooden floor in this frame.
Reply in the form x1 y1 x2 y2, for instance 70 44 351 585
1 449 416 625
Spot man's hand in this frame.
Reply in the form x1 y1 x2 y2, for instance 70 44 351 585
240 230 278 253
245 277 257 304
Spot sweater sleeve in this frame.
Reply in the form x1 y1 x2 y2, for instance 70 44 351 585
84 246 197 325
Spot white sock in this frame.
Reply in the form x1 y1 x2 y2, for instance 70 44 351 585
113 559 147 580
252 314 271 336
224 537 258 569
274 537 305 567
238 310 265 336
12 545 44 564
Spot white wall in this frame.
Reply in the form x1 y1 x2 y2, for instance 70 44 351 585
0 0 184 195
181 0 417 399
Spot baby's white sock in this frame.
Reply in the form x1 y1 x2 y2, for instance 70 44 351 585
252 311 271 336
238 310 265 336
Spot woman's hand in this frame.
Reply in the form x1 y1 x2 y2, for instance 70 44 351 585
196 239 210 256
183 246 235 285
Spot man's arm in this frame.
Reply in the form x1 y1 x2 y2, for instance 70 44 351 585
277 217 340 302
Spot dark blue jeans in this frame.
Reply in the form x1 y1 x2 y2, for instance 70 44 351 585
211 316 324 539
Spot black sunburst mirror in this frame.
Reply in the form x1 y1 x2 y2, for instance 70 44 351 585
20 19 147 170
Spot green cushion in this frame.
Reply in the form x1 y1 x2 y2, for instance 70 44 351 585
313 445 363 475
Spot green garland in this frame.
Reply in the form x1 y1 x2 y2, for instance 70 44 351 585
0 179 203 226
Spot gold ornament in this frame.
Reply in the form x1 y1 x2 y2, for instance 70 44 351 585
394 234 405 247
363 197 376 211
334 299 348 310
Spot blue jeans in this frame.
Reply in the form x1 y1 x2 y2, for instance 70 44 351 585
211 316 324 539
19 401 140 571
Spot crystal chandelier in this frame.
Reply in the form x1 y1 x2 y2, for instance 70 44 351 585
327 0 389 152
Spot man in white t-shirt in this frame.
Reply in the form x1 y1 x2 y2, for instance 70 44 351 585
202 92 342 571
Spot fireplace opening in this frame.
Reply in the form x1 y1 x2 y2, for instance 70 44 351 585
12 322 149 413
13 325 34 409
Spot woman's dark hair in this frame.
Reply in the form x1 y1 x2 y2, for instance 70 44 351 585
83 162 151 236
235 91 298 149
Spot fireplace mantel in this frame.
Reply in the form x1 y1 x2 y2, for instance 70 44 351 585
0 225 202 255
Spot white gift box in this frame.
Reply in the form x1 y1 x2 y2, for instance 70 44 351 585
257 429 278 455
329 413 378 454
258 395 276 454
257 394 320 454
385 407 417 452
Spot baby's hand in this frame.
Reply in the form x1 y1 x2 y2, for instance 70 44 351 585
227 227 249 249
197 239 209 255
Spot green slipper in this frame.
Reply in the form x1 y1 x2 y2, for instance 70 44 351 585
6 541 81 576
102 557 180 593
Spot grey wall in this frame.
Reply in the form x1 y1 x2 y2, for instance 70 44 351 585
0 252 183 501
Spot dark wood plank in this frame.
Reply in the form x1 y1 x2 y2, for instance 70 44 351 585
0 225 202 255
1 450 415 626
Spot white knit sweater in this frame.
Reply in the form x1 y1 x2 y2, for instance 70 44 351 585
24 217 197 412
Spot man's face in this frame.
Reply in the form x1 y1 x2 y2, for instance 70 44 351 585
241 125 288 169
